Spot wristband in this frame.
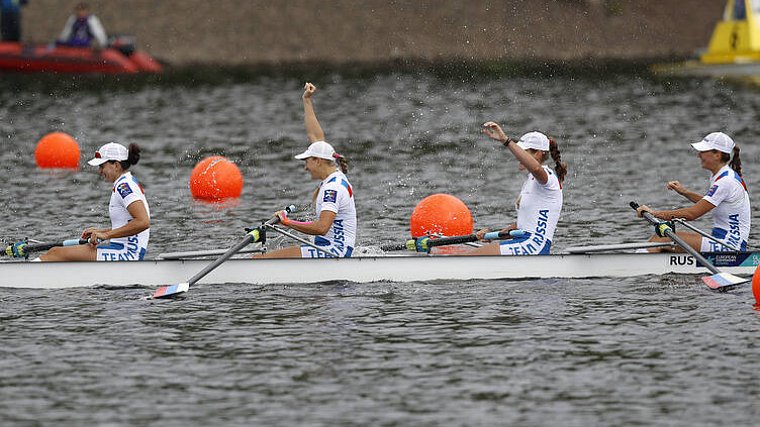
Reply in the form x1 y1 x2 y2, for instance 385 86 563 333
502 137 515 147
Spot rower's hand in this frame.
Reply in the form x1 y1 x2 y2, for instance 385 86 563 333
482 121 510 144
475 228 491 241
666 180 687 195
82 228 108 245
636 205 654 218
303 82 316 100
275 210 291 226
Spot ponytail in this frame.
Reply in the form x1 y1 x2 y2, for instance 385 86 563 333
119 143 141 170
548 138 567 183
333 152 349 174
729 146 742 177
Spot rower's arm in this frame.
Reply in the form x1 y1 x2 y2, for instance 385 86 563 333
506 143 548 184
481 121 548 184
667 181 702 203
283 210 335 236
107 201 150 239
303 83 325 143
652 199 714 221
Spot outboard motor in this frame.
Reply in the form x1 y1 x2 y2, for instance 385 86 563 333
108 34 137 56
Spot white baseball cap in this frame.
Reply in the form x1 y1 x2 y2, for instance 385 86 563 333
691 132 735 154
87 142 128 166
294 140 336 161
517 131 550 151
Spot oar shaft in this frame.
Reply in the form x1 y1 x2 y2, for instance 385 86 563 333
5 238 88 257
426 229 526 248
186 233 258 286
24 239 88 252
631 202 720 275
186 214 283 286
381 229 527 252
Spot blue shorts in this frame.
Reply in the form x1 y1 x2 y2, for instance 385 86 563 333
498 236 552 255
300 236 353 258
96 241 147 261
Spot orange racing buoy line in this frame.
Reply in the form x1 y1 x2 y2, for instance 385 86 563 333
189 156 244 201
34 132 80 169
410 193 473 238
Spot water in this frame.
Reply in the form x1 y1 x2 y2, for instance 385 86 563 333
1 69 760 426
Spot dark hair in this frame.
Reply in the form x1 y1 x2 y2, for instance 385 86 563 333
721 146 742 176
333 152 349 174
548 138 567 182
118 143 141 170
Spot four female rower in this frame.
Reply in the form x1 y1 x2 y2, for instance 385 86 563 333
636 132 750 252
466 122 567 256
38 142 150 262
257 82 357 258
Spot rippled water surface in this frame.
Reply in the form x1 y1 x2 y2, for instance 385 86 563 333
1 69 760 426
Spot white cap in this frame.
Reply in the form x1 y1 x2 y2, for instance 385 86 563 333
87 142 128 166
294 140 335 161
516 131 550 151
691 132 735 154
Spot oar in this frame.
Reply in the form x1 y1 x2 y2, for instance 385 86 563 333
630 201 748 290
382 229 527 253
4 238 88 258
150 205 295 300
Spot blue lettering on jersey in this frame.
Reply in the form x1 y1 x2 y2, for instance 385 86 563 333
531 209 549 247
323 189 337 203
706 184 718 197
116 182 133 199
331 219 345 252
726 214 742 248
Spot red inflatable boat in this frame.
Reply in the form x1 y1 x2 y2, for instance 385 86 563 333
0 40 162 74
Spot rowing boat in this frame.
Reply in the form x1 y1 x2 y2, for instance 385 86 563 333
2 251 759 290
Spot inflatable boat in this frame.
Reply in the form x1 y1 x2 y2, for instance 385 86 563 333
0 37 162 74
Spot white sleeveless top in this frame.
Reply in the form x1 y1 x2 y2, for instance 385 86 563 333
109 172 150 251
515 166 563 247
314 170 356 251
702 164 750 248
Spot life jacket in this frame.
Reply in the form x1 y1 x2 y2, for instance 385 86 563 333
68 17 94 47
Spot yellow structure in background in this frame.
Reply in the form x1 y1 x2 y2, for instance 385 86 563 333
651 0 760 80
701 0 760 64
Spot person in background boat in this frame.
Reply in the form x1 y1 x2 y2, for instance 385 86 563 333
257 82 357 259
56 2 107 48
636 132 750 253
0 0 26 41
466 122 566 256
37 142 150 262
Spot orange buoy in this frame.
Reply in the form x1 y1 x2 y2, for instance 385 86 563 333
189 156 244 201
752 264 760 310
410 193 473 238
34 132 80 169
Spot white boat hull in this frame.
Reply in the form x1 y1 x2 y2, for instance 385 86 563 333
2 251 759 290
